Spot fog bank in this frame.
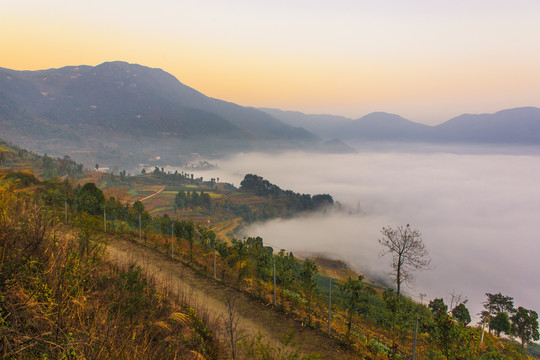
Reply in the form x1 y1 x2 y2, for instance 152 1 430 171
197 149 540 320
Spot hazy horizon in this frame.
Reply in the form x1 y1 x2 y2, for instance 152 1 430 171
3 1 540 125
4 60 537 127
185 147 540 321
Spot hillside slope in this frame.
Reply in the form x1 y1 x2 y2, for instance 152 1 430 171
433 107 540 143
107 236 360 359
262 107 540 145
1 144 533 360
0 62 326 167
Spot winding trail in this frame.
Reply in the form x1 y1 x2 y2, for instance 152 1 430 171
106 237 359 359
139 185 166 202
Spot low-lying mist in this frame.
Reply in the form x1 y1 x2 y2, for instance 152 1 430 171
194 147 540 320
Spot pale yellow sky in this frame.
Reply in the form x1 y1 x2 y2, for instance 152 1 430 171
2 0 540 124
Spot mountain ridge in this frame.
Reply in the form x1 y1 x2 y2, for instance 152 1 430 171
2 61 313 139
0 62 348 167
2 61 540 170
261 106 540 145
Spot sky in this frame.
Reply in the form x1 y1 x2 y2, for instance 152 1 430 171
2 0 540 124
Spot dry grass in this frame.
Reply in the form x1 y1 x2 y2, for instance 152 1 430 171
0 182 225 359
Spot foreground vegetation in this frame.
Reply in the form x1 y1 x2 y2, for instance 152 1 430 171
1 140 538 359
0 181 224 359
1 174 535 359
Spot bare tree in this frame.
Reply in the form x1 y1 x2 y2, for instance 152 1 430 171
223 295 242 359
448 289 467 310
379 224 431 297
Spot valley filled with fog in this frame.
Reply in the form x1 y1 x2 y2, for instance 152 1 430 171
191 146 540 321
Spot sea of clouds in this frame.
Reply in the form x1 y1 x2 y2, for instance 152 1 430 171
192 146 540 321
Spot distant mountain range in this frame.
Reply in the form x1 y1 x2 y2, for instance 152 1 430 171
1 61 539 169
0 62 350 168
260 107 540 145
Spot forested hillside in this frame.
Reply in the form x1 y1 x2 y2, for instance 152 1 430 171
0 62 339 169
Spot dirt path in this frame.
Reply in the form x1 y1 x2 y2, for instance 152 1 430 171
139 185 166 202
106 237 359 359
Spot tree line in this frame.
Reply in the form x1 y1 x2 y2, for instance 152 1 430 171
174 190 212 210
240 174 334 211
379 223 539 357
0 139 84 179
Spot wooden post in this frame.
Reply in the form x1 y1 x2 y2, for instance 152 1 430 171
481 305 492 345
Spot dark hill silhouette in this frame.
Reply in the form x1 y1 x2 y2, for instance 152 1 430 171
3 62 320 139
0 62 332 165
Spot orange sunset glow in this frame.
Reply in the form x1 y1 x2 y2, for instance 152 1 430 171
2 0 540 124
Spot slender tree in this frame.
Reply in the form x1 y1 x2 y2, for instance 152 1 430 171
483 292 515 315
340 275 365 341
379 224 431 297
511 306 539 349
231 239 248 286
75 182 105 215
481 292 515 333
300 259 318 326
186 221 196 264
491 312 511 337
276 249 297 309
452 303 471 326
429 298 448 315
427 300 474 360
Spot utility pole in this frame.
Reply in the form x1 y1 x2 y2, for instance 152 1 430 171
328 278 332 334
64 200 68 223
480 319 487 345
481 305 492 345
104 208 107 232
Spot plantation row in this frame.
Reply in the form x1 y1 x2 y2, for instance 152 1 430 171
2 173 339 359
14 172 535 360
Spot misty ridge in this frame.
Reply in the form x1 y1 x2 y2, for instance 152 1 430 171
0 61 344 167
260 106 540 144
3 61 540 171
2 60 540 323
209 150 540 322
